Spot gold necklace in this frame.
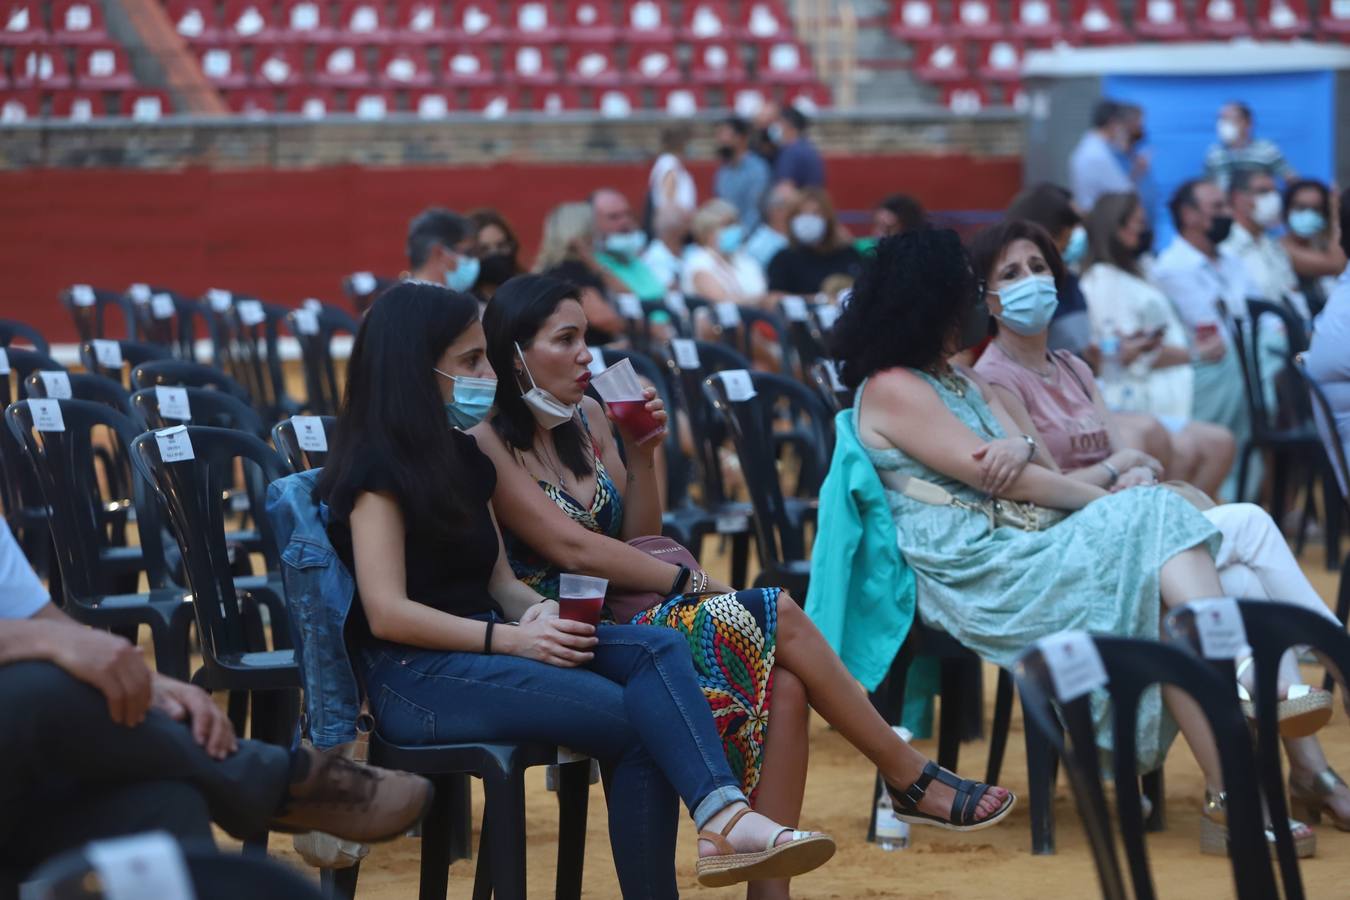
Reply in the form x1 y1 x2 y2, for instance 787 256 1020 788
931 365 967 398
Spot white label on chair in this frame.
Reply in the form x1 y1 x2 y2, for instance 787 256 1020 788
236 299 266 326
350 272 377 295
1036 630 1108 702
71 284 96 307
664 291 688 318
31 398 65 432
303 298 324 313
207 288 232 312
87 832 194 900
616 293 643 319
38 370 71 399
155 425 195 463
586 350 607 378
92 339 123 369
151 293 176 320
293 415 328 452
1190 598 1251 661
0 348 9 375
128 283 152 304
815 305 841 330
715 302 742 328
155 385 192 421
557 745 587 764
781 295 809 322
293 308 320 335
715 513 750 533
719 369 756 402
671 338 700 370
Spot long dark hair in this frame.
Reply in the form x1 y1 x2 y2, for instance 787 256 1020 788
831 228 979 389
1084 192 1143 276
316 282 481 534
482 274 594 479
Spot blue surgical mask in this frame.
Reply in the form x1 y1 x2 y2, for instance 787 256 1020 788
603 231 647 260
767 123 784 144
445 255 481 293
1288 209 1326 238
436 370 497 429
1062 225 1087 266
992 274 1059 336
717 224 744 255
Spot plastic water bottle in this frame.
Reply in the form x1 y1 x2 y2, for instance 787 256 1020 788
1098 332 1123 391
874 726 912 851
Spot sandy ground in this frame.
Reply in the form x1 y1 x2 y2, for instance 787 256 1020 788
210 546 1350 899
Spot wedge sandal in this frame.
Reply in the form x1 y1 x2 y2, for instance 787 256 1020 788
694 808 836 888
886 761 1016 832
1236 657 1332 738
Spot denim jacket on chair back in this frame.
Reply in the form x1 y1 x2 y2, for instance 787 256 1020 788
265 468 360 748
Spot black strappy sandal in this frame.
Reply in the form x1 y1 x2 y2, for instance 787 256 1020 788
887 761 1017 832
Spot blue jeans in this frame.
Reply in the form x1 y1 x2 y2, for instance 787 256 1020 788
359 622 746 899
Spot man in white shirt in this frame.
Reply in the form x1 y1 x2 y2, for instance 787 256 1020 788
1154 178 1255 500
1221 169 1301 312
1068 100 1137 211
640 203 692 292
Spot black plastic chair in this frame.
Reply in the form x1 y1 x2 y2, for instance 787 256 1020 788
129 426 299 784
0 318 50 355
341 271 395 315
1293 354 1348 583
130 359 253 405
287 306 355 416
128 290 206 360
1 349 67 581
711 304 792 374
224 300 300 423
131 386 268 440
79 339 173 389
271 415 337 473
1166 599 1350 900
1015 635 1277 900
5 399 192 679
60 285 136 342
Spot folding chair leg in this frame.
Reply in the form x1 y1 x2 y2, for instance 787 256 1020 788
730 532 750 590
472 808 492 900
1025 708 1059 855
1142 769 1165 832
418 778 455 900
986 669 1014 787
447 772 473 863
936 660 963 773
555 760 590 900
481 764 529 900
321 863 360 900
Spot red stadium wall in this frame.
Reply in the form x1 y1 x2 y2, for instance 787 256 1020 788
0 153 1020 343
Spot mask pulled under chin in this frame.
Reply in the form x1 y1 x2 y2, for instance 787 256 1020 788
515 342 577 430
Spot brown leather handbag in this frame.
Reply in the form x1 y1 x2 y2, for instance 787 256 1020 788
604 536 701 624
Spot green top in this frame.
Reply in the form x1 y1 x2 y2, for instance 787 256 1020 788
596 252 666 302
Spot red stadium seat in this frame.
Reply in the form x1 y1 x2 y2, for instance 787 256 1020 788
507 0 561 40
757 40 814 83
76 44 135 89
623 0 676 42
0 90 39 121
977 39 1023 80
596 85 640 117
251 45 303 86
1133 0 1193 38
453 1 506 42
656 84 705 116
503 43 558 84
198 45 248 86
50 89 101 119
689 41 746 83
224 87 276 116
410 89 455 118
337 0 394 42
682 1 733 40
280 0 336 42
913 40 969 81
52 0 107 43
377 46 433 86
1254 0 1311 35
628 43 681 83
443 46 495 85
891 0 947 40
1321 0 1350 33
466 85 518 117
565 45 622 85
784 82 831 112
349 88 393 118
285 86 335 118
221 0 279 42
167 0 220 43
394 0 452 41
738 0 793 41
314 44 371 86
1069 0 1131 41
943 82 988 114
1196 0 1253 36
536 84 582 113
14 47 71 87
562 0 618 41
122 89 170 120
1 1 45 44
950 0 1005 38
1010 0 1064 38
728 83 769 118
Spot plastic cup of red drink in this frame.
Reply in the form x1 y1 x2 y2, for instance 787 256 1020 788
590 357 666 446
1194 322 1220 341
558 574 608 627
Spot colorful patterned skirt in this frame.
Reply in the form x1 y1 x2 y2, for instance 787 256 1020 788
629 587 779 801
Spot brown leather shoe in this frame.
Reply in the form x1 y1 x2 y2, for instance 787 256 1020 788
270 746 433 843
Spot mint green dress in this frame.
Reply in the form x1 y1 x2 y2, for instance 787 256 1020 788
859 370 1222 771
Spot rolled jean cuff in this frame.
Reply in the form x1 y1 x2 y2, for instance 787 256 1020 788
691 785 748 831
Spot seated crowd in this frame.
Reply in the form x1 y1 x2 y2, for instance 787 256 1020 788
5 105 1350 898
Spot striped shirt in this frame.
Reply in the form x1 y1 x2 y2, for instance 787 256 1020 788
1204 138 1295 190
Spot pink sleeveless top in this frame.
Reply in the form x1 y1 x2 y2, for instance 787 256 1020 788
973 343 1111 471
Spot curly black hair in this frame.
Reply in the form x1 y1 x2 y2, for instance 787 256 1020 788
830 228 979 390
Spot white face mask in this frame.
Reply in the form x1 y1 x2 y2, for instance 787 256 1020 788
514 341 576 430
790 213 827 245
1252 190 1283 228
1216 118 1241 146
